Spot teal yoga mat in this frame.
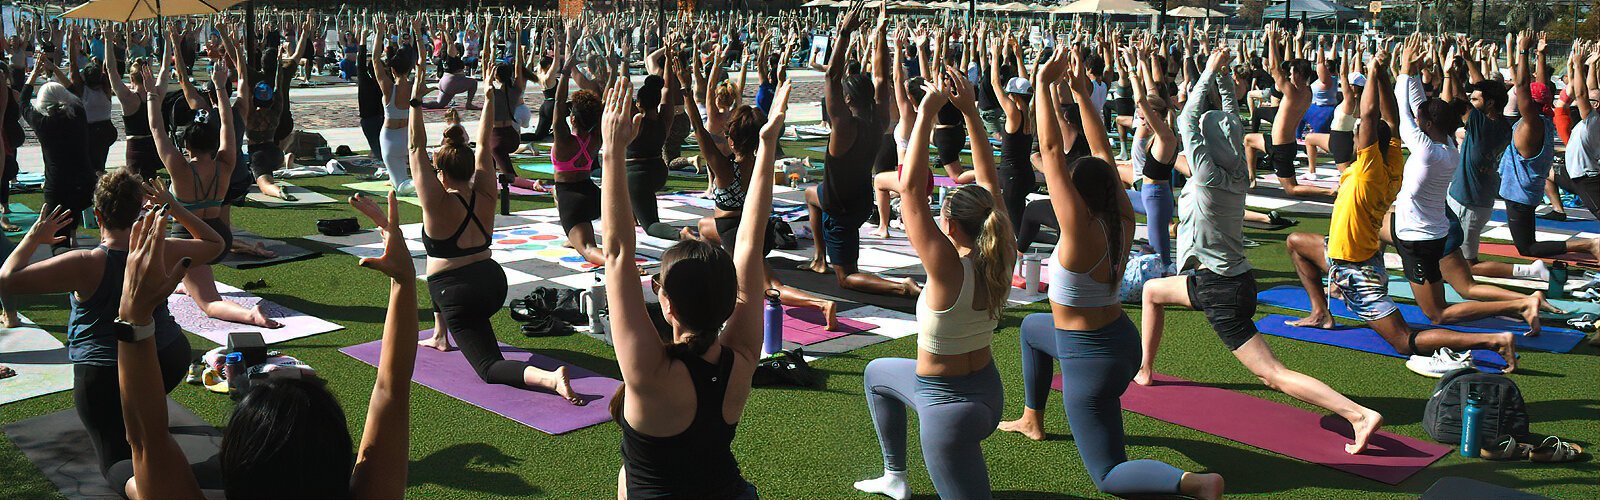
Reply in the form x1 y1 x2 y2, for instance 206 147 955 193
1384 280 1600 320
4 203 38 237
517 162 557 175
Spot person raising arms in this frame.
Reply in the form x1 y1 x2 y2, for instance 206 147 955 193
1243 24 1336 199
600 72 787 498
550 21 606 267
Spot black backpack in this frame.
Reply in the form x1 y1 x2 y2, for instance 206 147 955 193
1423 368 1531 444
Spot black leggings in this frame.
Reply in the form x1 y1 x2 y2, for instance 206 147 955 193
532 98 556 142
1 155 16 208
1016 199 1060 253
87 120 117 172
627 159 678 240
998 167 1037 235
1504 200 1570 257
74 335 191 497
427 259 526 388
664 111 691 161
360 115 384 159
1565 174 1600 215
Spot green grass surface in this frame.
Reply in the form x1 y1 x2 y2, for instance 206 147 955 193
1 142 1596 499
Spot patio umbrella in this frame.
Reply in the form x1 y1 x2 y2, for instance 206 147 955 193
63 0 244 22
1166 6 1227 18
800 0 836 7
1053 0 1158 15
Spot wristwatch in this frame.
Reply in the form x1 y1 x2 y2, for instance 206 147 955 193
409 98 423 107
114 318 156 343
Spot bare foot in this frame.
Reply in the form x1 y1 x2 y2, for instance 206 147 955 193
418 330 454 352
1133 366 1155 386
1522 293 1543 336
262 184 291 200
802 257 828 274
173 284 189 295
1286 312 1335 329
997 414 1045 441
550 366 585 406
821 300 840 331
1181 472 1225 500
249 305 284 329
678 227 698 240
869 226 889 239
234 241 277 259
1494 332 1518 373
0 311 19 329
1537 294 1565 314
0 219 18 232
901 278 922 297
1345 407 1385 455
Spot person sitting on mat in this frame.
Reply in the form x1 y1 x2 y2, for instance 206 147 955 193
1137 46 1385 455
994 44 1224 500
1242 23 1336 199
549 22 606 268
1283 42 1519 371
800 1 921 298
599 73 784 499
407 56 580 404
0 169 223 498
853 67 1011 500
113 190 418 500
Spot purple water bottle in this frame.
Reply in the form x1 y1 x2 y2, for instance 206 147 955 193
762 289 783 357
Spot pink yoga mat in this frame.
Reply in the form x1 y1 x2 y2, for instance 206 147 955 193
781 305 877 345
1053 373 1450 485
340 330 621 435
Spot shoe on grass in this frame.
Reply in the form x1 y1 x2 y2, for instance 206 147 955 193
1405 347 1472 377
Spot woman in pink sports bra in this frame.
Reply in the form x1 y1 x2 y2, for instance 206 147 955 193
550 26 605 266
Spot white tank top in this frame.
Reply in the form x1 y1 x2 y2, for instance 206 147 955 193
916 258 998 356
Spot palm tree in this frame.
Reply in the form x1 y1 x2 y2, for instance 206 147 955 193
1505 1 1557 31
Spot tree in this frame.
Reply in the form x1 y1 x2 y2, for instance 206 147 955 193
1505 1 1557 31
1237 0 1267 24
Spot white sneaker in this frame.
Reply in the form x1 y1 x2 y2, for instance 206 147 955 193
1406 347 1473 377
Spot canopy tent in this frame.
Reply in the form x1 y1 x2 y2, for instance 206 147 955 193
1261 0 1363 21
1166 6 1227 18
1053 0 1158 15
63 0 244 21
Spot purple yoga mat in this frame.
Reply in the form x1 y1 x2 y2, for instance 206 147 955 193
781 306 877 345
340 330 621 435
932 175 959 188
1054 373 1450 484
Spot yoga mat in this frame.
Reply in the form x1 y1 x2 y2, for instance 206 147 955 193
4 400 225 499
1247 185 1338 205
244 182 337 207
508 184 549 196
1257 285 1586 353
15 171 44 187
1477 242 1600 268
659 192 809 222
342 181 423 206
1488 209 1600 234
0 323 73 406
516 162 557 175
766 256 920 314
4 203 38 237
1420 477 1550 500
1242 218 1297 231
1255 315 1508 372
166 282 343 345
340 330 621 435
1050 373 1452 485
1383 280 1600 320
218 230 320 270
780 305 877 345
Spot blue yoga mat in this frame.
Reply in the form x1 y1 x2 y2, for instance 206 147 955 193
1384 280 1600 320
1256 315 1506 373
1488 209 1600 234
1257 286 1586 353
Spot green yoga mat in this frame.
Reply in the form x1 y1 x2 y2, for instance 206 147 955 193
4 203 39 237
1384 280 1600 319
342 181 422 207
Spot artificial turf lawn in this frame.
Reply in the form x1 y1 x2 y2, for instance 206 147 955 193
0 140 1595 499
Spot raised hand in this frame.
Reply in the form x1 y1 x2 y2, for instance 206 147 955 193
25 204 74 246
760 76 792 143
945 66 978 114
601 76 642 149
119 206 190 325
349 191 413 280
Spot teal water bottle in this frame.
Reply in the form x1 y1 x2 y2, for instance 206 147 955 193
1547 261 1568 299
1460 392 1482 458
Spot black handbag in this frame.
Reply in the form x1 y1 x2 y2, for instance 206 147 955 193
316 217 361 237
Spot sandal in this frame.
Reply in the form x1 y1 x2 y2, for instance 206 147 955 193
1481 434 1533 460
1530 436 1587 463
1566 314 1598 332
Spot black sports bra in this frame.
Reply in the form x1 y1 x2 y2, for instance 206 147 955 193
422 191 491 258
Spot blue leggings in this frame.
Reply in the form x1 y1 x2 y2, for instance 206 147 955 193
1018 313 1185 496
864 358 1003 500
1139 182 1175 270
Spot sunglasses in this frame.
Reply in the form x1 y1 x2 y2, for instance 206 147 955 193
650 274 662 294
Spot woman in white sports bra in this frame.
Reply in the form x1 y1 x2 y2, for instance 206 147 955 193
995 46 1223 500
853 68 1012 500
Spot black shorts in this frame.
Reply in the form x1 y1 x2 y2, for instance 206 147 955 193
171 217 233 264
248 143 284 178
1186 269 1259 351
1114 97 1135 116
933 127 965 167
1393 235 1447 285
1329 130 1355 164
553 179 602 233
1269 140 1298 178
713 215 777 256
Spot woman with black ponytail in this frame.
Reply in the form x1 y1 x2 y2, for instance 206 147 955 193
600 70 788 498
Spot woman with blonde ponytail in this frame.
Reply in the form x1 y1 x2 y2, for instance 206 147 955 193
852 67 1011 500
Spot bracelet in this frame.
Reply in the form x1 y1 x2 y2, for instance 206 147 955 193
409 98 422 107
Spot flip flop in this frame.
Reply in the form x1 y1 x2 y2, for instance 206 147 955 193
1531 436 1587 463
1481 434 1533 460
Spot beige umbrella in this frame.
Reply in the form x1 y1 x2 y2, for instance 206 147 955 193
1053 0 1158 15
893 1 930 10
996 2 1036 12
800 0 837 7
63 0 244 21
1166 6 1227 18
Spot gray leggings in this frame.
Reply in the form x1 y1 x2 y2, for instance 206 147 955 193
864 357 1003 500
1018 313 1185 496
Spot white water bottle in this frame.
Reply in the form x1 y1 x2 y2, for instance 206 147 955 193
1023 252 1043 293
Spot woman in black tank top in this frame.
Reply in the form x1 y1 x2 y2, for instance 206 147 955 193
626 71 681 241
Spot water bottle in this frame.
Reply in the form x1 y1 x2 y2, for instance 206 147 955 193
1023 252 1043 293
587 272 608 340
1460 392 1482 458
225 352 248 396
762 289 783 357
1548 261 1568 299
498 174 512 216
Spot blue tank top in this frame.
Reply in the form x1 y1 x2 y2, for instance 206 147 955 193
1498 116 1557 207
67 246 183 366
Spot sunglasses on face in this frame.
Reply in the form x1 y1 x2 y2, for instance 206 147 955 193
650 274 662 294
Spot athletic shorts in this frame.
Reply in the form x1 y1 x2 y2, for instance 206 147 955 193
819 208 867 271
1326 252 1399 322
1114 97 1136 116
248 143 284 178
1447 197 1492 261
979 108 1005 136
553 179 602 233
1390 211 1463 284
933 127 965 167
1329 130 1355 164
1186 268 1259 351
1269 140 1298 178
